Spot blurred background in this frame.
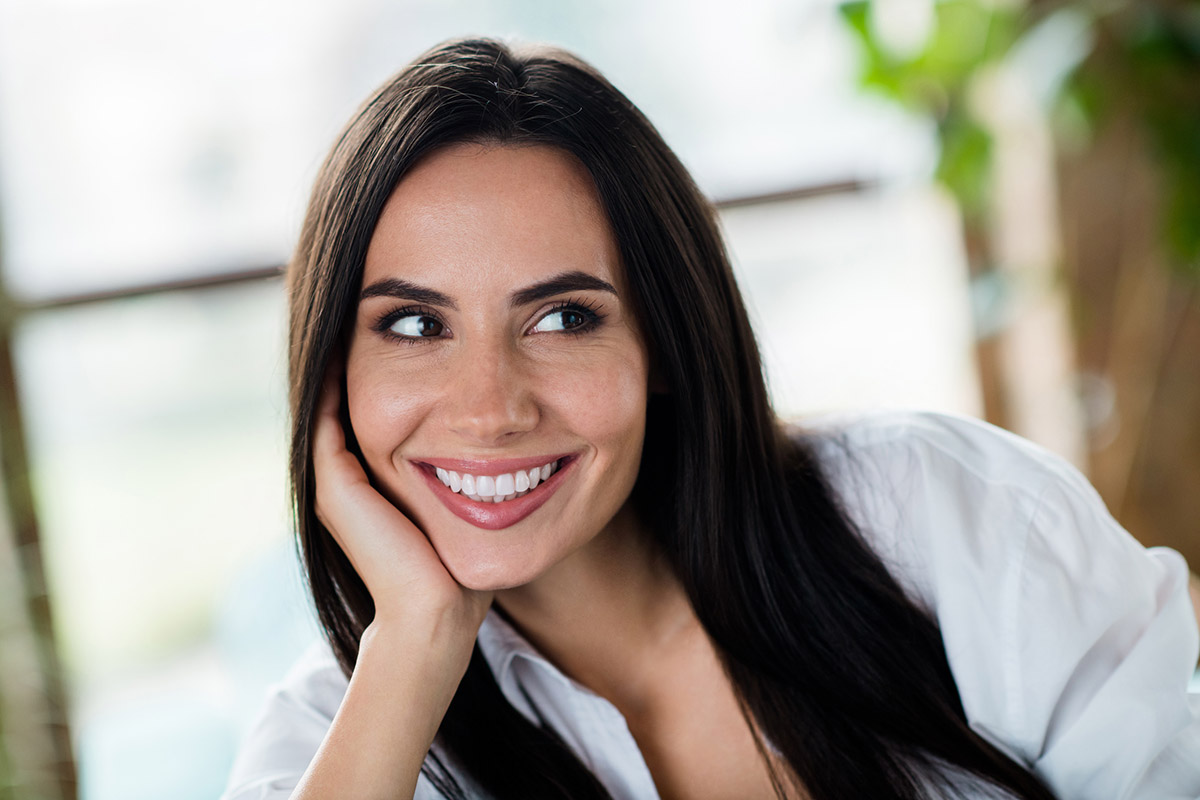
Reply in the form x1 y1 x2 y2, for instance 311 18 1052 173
0 0 1196 797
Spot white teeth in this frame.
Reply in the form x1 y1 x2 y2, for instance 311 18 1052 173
433 459 561 504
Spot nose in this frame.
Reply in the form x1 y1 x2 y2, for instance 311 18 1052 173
442 338 539 445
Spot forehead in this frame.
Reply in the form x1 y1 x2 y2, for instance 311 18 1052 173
363 142 623 290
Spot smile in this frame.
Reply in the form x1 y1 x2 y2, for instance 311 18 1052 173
434 459 561 503
414 455 576 530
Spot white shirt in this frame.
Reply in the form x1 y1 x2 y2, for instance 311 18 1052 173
221 411 1200 799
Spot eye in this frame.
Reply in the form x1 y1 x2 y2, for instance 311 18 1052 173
531 308 589 333
389 313 444 338
529 300 603 335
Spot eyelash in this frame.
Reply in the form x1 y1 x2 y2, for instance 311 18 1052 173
538 298 606 336
372 304 441 343
371 298 606 343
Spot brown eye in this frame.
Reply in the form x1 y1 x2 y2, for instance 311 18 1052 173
531 307 595 333
390 314 444 338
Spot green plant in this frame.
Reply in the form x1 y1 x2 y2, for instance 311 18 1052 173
839 0 1200 275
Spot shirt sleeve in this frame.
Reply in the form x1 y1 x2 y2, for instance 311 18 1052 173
219 639 446 800
856 412 1200 799
996 475 1200 798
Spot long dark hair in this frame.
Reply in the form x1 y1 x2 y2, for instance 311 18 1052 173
286 38 1056 800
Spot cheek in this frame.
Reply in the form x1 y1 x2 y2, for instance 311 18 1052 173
345 355 429 467
540 348 649 456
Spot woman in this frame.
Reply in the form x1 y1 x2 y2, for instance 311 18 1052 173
223 38 1200 799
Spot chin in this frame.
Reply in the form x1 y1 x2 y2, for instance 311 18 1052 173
438 545 547 593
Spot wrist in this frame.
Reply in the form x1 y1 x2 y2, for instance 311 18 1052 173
361 595 489 669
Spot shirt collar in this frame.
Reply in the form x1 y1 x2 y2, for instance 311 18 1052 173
476 607 582 696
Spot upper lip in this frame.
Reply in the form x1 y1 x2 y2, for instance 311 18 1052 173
414 453 575 474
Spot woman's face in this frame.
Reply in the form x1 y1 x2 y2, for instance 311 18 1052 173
345 142 652 592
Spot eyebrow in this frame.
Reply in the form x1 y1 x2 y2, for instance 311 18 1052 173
359 278 458 309
509 271 618 307
359 270 618 309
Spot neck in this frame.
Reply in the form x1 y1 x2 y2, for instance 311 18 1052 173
494 504 698 713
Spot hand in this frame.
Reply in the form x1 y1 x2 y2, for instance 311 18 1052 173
290 363 492 800
312 360 492 635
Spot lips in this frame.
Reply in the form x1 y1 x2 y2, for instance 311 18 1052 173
413 455 576 530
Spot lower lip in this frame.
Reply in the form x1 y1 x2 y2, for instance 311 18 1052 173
415 458 576 530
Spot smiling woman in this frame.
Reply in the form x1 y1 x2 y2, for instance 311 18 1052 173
346 144 650 580
221 38 1200 800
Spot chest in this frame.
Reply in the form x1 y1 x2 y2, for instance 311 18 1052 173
503 644 801 800
622 685 795 800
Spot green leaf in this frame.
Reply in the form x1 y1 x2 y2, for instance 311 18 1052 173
936 115 994 220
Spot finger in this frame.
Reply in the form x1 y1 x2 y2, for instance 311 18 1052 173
312 354 370 535
313 356 348 464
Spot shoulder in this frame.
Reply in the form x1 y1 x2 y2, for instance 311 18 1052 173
794 409 1184 619
795 409 1072 606
797 410 1200 797
220 638 349 800
799 407 1074 496
256 636 349 725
